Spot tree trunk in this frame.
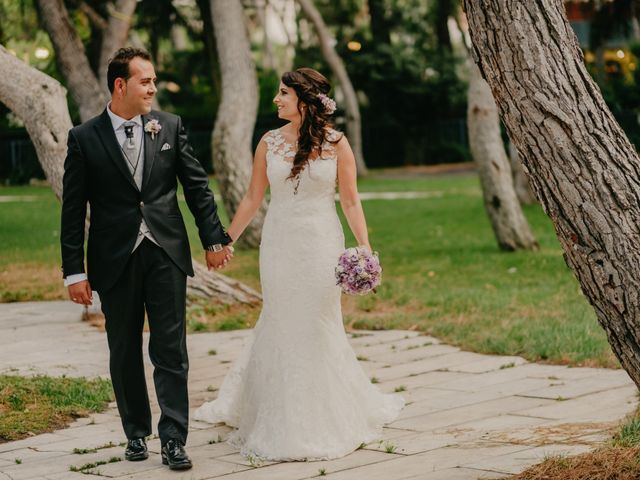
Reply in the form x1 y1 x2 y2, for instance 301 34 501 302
0 45 260 306
296 0 369 177
463 0 640 388
195 0 221 100
210 0 266 248
255 0 276 71
36 0 108 121
188 262 261 304
0 45 71 200
434 0 455 51
98 0 138 94
467 61 538 251
368 0 392 45
508 140 537 206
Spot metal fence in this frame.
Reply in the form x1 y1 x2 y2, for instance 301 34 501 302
0 117 468 184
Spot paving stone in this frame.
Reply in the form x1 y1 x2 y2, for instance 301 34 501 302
462 443 593 474
319 444 529 480
217 449 395 480
368 344 461 365
1 302 637 480
447 355 528 374
516 385 638 422
518 371 634 400
403 467 510 479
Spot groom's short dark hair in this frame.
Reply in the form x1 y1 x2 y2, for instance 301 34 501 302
107 47 152 93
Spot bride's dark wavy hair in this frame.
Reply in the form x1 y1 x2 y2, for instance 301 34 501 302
281 68 342 180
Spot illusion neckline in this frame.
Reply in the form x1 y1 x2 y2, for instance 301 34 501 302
270 129 337 164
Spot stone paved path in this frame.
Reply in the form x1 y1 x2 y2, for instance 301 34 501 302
0 301 637 480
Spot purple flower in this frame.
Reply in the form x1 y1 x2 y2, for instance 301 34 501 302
335 247 382 296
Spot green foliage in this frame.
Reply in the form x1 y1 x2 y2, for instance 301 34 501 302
0 375 113 441
613 412 640 447
295 0 468 167
596 41 640 148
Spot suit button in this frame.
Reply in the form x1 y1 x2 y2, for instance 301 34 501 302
139 201 144 208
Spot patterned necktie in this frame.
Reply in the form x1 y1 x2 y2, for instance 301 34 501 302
121 121 141 181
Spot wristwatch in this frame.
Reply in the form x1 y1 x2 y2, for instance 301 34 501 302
206 243 224 252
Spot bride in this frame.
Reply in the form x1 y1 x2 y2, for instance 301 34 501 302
194 67 404 461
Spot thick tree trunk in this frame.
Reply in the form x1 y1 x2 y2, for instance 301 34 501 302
255 0 276 71
296 0 369 176
434 0 455 51
0 45 260 306
0 46 71 200
467 61 538 251
188 262 261 304
463 0 640 388
210 0 266 248
195 0 221 99
368 0 392 45
98 0 138 93
36 0 108 121
508 141 537 206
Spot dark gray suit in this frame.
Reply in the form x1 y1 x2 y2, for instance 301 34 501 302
60 109 231 444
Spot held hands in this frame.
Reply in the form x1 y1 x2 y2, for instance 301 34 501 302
206 245 234 270
68 280 93 305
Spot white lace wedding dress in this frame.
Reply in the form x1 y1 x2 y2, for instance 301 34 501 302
194 128 404 461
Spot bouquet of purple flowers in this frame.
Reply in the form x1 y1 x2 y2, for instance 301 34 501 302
335 246 382 295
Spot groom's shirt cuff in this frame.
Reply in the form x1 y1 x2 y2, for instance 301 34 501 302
64 273 87 287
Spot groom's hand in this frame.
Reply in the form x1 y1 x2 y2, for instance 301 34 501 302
206 246 234 270
68 280 93 305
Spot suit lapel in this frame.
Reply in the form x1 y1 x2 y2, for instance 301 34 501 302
141 114 159 191
95 110 139 192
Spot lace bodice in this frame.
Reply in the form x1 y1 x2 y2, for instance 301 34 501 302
263 128 341 201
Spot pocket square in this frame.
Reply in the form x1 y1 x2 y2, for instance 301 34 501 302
161 143 171 151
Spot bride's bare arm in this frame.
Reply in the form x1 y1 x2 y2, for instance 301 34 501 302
227 138 269 242
336 136 371 250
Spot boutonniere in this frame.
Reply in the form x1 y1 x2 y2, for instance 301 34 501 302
144 119 162 139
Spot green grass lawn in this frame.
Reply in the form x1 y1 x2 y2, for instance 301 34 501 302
0 375 113 442
0 172 615 368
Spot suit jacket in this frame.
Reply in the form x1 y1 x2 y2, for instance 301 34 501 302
60 109 231 292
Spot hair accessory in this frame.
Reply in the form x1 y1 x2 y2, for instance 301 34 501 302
317 93 336 114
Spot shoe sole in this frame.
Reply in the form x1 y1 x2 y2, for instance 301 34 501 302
125 452 149 461
162 455 192 470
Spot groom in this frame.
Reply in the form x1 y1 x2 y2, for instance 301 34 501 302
60 48 233 470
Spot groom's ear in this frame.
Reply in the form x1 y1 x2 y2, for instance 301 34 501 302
114 77 127 96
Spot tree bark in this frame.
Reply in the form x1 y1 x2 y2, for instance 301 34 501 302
467 61 538 251
0 45 260 306
195 0 221 100
508 140 537 206
255 0 276 71
98 0 138 93
434 0 455 51
368 0 392 45
36 0 108 121
296 0 369 176
210 0 266 248
463 0 640 388
0 45 71 200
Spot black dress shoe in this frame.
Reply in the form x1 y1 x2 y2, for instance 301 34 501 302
161 439 192 470
124 438 148 461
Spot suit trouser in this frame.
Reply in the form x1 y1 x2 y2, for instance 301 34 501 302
99 238 189 445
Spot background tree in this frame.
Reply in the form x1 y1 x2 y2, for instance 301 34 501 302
210 0 266 248
36 0 108 121
467 60 538 251
463 0 640 388
296 0 368 176
0 45 71 200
